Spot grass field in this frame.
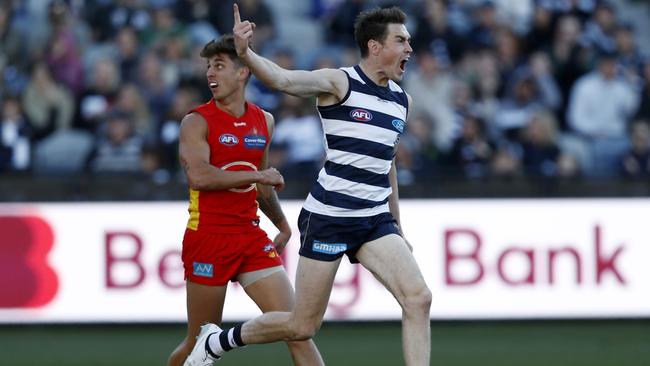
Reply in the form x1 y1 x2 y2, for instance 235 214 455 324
1 321 648 365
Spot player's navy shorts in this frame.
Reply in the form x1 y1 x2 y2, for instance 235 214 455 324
297 209 401 263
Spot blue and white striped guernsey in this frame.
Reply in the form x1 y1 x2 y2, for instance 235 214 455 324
303 65 409 217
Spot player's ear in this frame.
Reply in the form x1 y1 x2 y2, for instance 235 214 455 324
368 39 381 56
239 65 251 81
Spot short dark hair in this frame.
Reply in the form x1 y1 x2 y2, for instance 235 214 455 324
354 7 407 58
200 34 241 66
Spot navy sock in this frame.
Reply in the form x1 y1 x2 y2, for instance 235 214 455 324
218 325 246 352
233 325 245 347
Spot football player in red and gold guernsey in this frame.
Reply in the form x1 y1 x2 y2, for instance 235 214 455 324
167 35 324 366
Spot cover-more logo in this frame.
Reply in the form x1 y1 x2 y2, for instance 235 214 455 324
244 135 267 149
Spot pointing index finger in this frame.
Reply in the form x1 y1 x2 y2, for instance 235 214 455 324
234 3 241 24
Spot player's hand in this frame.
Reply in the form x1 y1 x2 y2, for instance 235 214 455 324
258 167 285 191
273 229 291 254
233 3 255 57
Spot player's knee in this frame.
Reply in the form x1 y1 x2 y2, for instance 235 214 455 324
402 285 432 315
288 319 321 341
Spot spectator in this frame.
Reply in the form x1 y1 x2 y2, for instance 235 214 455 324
113 83 153 138
520 110 577 177
404 49 455 151
493 69 545 139
494 27 524 95
0 2 28 75
492 0 534 34
567 51 639 176
179 42 215 102
44 0 85 95
529 51 562 111
540 0 597 23
491 142 522 178
140 4 186 52
136 51 175 125
581 2 617 53
615 23 643 83
325 0 376 47
86 110 143 174
619 119 650 178
636 59 650 121
444 114 494 179
458 49 500 127
75 58 121 132
271 95 324 183
0 96 30 172
525 2 556 53
157 87 200 173
22 62 74 142
548 15 589 129
468 0 500 49
82 0 151 42
396 113 439 182
209 0 275 53
412 0 466 62
113 26 141 82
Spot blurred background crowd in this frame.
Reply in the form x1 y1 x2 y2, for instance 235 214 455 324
1 0 650 200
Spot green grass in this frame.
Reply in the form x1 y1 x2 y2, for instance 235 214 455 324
0 321 648 365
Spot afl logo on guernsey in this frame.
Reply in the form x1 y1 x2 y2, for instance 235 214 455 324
350 109 373 122
219 134 239 146
392 119 405 133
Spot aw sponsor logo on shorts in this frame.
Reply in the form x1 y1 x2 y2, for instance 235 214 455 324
193 262 214 277
312 240 347 255
219 133 239 146
350 108 373 122
244 135 267 149
392 119 405 133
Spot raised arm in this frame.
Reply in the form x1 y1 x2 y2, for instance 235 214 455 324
179 112 284 191
256 111 292 253
233 3 347 101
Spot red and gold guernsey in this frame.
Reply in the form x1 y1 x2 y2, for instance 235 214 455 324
186 100 269 234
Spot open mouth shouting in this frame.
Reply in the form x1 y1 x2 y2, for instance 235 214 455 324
399 57 410 73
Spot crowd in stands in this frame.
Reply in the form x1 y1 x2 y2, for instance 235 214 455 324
1 0 649 188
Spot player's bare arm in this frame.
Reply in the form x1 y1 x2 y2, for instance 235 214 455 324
256 111 292 253
233 3 347 104
179 112 284 191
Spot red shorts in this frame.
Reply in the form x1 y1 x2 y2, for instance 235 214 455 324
182 226 282 286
